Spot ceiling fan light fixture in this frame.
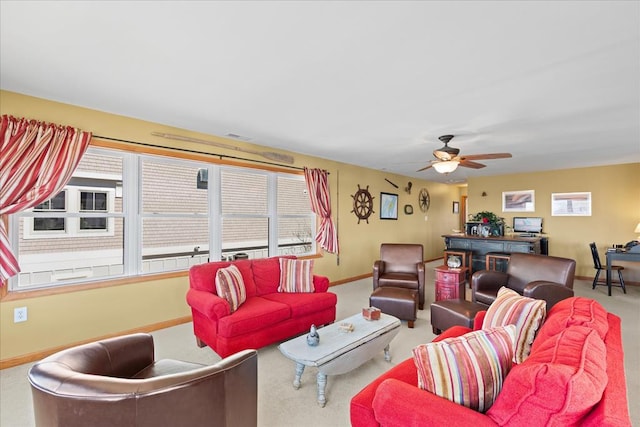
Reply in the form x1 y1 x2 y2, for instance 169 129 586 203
433 160 460 174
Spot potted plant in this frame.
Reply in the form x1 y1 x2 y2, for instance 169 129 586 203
468 211 505 236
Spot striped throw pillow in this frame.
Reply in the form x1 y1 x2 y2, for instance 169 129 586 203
278 258 315 293
215 265 246 312
482 287 546 364
413 325 516 413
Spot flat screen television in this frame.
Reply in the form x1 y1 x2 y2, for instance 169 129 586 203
513 217 543 234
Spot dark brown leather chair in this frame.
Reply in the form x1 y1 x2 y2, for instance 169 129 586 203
472 252 576 310
28 333 257 427
373 243 425 309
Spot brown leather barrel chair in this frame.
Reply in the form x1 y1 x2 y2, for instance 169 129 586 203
472 252 576 311
28 333 257 427
373 243 425 310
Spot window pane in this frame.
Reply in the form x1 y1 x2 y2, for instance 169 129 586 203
94 192 107 211
221 217 268 260
278 217 313 255
16 217 124 289
277 175 310 214
74 151 123 213
221 170 267 215
142 217 209 273
35 192 66 211
80 192 94 211
80 217 107 230
33 218 65 231
142 159 208 214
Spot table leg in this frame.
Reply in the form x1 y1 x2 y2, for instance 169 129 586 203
606 253 612 296
384 344 391 362
293 363 305 389
317 372 327 407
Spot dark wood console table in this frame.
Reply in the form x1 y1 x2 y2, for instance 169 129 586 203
442 234 549 273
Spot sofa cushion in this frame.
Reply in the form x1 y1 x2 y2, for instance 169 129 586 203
262 291 337 317
487 325 608 426
215 265 246 312
482 287 546 364
278 258 315 292
532 297 609 354
217 297 290 337
412 324 516 413
252 257 283 295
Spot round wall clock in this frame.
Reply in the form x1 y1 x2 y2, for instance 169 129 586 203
418 188 430 212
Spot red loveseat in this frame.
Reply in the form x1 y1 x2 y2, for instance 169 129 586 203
350 297 631 427
187 256 337 358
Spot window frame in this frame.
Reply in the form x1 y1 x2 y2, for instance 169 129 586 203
5 143 317 294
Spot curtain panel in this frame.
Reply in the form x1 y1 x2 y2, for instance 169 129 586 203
303 167 339 254
0 115 92 282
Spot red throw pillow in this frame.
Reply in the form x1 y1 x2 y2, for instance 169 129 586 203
487 325 607 426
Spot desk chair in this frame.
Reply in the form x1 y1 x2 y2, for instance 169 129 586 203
589 242 626 294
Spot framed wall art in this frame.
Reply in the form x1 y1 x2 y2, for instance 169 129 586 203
551 192 592 216
380 192 398 220
452 201 460 214
502 190 535 212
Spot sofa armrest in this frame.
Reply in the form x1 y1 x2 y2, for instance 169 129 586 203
186 288 230 321
523 281 574 311
372 379 498 426
372 260 384 289
312 275 330 293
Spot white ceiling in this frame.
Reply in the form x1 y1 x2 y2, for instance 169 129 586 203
1 1 639 183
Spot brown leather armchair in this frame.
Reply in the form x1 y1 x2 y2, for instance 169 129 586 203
28 333 257 427
373 243 425 309
472 252 576 310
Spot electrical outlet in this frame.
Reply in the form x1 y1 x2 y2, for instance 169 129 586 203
14 307 27 323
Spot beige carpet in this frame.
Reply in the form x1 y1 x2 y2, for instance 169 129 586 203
2 260 638 426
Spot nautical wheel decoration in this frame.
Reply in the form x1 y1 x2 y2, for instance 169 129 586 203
418 188 430 213
351 184 374 224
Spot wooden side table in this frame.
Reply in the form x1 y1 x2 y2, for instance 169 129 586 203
434 266 467 301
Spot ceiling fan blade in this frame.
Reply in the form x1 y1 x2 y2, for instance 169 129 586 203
417 164 433 172
460 153 512 161
459 159 486 169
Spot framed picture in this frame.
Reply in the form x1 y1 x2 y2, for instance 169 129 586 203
452 201 460 214
551 192 592 216
502 190 535 212
380 192 398 220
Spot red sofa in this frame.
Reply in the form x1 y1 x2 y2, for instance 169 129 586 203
350 297 631 427
187 256 337 358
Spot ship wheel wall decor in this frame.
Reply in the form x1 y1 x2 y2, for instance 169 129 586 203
418 188 430 212
351 185 374 223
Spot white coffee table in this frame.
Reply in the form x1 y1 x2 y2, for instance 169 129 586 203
278 312 401 407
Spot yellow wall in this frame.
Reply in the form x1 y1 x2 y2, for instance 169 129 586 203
467 165 640 279
0 91 460 362
1 90 638 364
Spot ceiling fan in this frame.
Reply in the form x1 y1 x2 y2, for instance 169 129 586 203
417 135 512 174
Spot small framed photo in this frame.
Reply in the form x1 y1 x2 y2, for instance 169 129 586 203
502 190 535 212
551 192 592 216
380 192 398 220
452 201 460 214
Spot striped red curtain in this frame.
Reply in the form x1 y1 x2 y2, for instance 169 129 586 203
303 167 339 254
0 115 92 282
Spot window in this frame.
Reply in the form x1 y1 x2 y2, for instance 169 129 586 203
80 191 108 230
8 146 315 291
33 192 66 231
